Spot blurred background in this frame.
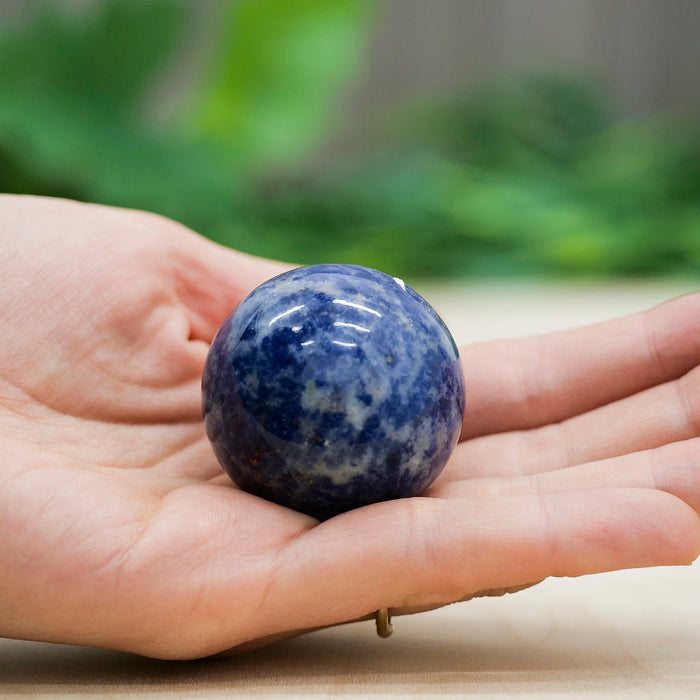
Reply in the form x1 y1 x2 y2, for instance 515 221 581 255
1 0 699 281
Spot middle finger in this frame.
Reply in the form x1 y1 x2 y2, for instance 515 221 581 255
439 364 700 482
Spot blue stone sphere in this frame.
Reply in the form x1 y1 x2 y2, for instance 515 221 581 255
202 264 465 520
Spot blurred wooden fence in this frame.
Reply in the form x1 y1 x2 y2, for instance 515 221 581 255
2 0 698 120
349 0 700 119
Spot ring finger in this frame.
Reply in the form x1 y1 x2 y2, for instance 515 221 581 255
430 436 700 518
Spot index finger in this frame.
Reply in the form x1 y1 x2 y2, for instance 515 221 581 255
459 291 700 440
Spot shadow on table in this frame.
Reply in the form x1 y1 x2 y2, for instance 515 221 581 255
0 612 671 696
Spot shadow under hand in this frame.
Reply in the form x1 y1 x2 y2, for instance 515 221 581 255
0 608 668 696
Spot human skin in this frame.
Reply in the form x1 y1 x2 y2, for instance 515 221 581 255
0 194 698 659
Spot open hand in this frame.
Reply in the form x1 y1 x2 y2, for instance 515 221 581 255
1 195 698 659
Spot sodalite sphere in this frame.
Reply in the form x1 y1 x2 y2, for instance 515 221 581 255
202 264 465 520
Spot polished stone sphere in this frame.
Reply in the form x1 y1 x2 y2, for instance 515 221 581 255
202 264 465 520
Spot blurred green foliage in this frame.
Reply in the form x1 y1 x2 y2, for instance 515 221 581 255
1 0 699 278
193 0 373 171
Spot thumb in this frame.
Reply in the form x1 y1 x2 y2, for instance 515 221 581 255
170 232 294 343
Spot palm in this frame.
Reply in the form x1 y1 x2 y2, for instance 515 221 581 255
1 196 698 660
1 196 309 655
